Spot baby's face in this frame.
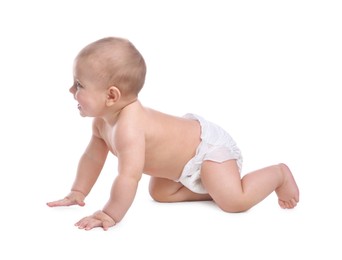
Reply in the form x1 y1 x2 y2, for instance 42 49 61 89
69 57 109 117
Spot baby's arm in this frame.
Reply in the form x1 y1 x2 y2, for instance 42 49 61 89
47 120 109 207
70 134 109 196
102 144 144 222
75 118 145 230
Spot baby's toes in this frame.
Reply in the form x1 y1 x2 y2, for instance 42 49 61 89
279 198 298 209
289 198 298 208
278 199 286 209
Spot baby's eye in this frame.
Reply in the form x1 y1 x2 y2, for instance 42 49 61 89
75 81 83 89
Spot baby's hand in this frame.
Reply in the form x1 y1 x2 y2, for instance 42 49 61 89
75 210 116 231
47 190 86 207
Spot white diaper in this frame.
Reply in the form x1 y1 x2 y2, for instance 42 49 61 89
176 113 243 194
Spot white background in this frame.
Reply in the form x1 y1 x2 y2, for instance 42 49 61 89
1 0 341 259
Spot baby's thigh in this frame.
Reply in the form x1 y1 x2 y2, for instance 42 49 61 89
200 160 242 202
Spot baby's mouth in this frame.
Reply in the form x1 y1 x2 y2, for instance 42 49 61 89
77 104 81 110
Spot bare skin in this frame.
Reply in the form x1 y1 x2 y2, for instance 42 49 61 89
47 37 299 231
47 101 299 230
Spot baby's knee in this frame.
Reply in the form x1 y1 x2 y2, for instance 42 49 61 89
149 188 164 202
148 183 169 202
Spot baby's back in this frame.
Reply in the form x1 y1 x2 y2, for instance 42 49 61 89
142 107 201 180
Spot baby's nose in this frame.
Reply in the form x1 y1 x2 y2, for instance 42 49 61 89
69 85 75 94
69 86 77 99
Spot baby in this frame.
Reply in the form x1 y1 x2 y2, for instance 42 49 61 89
47 37 299 231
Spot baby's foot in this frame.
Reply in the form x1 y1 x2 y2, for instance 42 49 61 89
275 163 300 209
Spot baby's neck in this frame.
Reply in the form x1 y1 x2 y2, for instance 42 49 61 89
103 98 139 125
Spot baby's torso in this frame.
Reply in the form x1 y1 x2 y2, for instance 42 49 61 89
95 102 201 180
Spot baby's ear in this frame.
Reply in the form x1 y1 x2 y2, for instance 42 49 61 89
106 86 121 106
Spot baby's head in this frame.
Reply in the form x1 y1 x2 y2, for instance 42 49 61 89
75 37 146 97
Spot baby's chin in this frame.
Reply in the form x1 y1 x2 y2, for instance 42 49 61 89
78 111 88 117
77 105 86 117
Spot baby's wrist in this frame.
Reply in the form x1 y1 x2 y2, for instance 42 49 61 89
97 210 116 224
102 209 117 223
70 189 86 197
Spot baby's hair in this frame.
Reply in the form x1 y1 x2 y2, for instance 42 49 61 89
77 37 146 96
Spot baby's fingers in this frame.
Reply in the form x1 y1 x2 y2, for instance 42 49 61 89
75 217 102 231
47 197 84 207
75 211 116 231
47 198 72 207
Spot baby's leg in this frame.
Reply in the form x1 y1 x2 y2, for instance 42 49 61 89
149 177 212 202
200 160 299 212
